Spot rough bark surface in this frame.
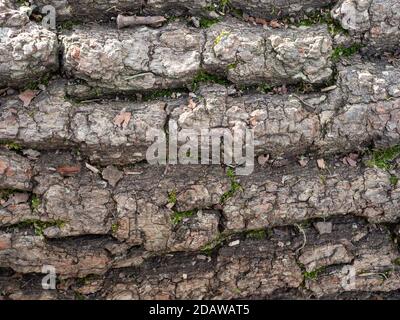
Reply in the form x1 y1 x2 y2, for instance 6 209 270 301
1 0 400 301
332 0 400 52
30 0 337 21
1 61 399 163
60 21 332 93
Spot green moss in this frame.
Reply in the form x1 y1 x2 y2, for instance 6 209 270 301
246 229 267 240
366 145 400 170
220 168 242 204
0 189 17 201
199 17 220 28
296 10 348 35
303 267 325 281
15 219 65 237
201 233 231 255
331 44 363 61
143 89 178 101
24 73 52 91
111 223 119 234
258 83 273 94
390 175 399 186
171 210 195 225
31 195 41 212
5 142 22 151
227 62 238 70
74 292 86 300
59 20 80 31
168 190 177 205
192 70 229 91
166 16 178 23
393 258 400 266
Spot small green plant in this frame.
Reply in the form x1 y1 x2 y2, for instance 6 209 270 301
74 292 86 300
171 210 195 225
16 219 65 237
366 145 400 170
303 267 325 281
220 168 242 204
192 70 229 91
0 189 16 201
227 62 237 70
111 223 119 233
5 142 22 151
258 83 273 94
296 9 348 35
59 20 79 30
31 195 41 212
199 17 220 28
144 89 177 101
24 73 52 90
390 175 399 186
168 190 177 205
246 229 267 240
331 44 362 61
201 233 231 255
393 258 400 266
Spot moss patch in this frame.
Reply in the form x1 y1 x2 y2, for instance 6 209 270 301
171 210 195 225
199 17 220 28
4 142 22 152
303 267 325 281
246 229 267 240
331 44 363 61
220 167 242 204
31 195 41 212
192 70 229 91
15 219 65 237
366 145 400 170
168 190 177 205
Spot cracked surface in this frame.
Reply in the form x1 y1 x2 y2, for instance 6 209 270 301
60 20 332 93
1 0 400 300
2 217 400 299
1 149 399 253
0 0 59 88
332 0 400 52
30 0 337 22
2 61 397 163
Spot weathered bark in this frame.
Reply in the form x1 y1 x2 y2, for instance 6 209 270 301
29 0 337 22
0 0 30 27
60 21 332 92
0 0 58 88
0 22 59 88
230 0 337 20
31 0 214 22
1 61 399 164
2 217 400 299
1 149 399 254
332 0 400 52
1 0 400 301
0 149 32 191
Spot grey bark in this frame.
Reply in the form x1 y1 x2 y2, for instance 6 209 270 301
0 61 399 164
2 217 400 299
60 21 332 92
332 0 400 52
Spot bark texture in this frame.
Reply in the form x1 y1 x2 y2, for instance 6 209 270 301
30 0 337 21
332 0 400 52
60 21 332 93
1 0 400 301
